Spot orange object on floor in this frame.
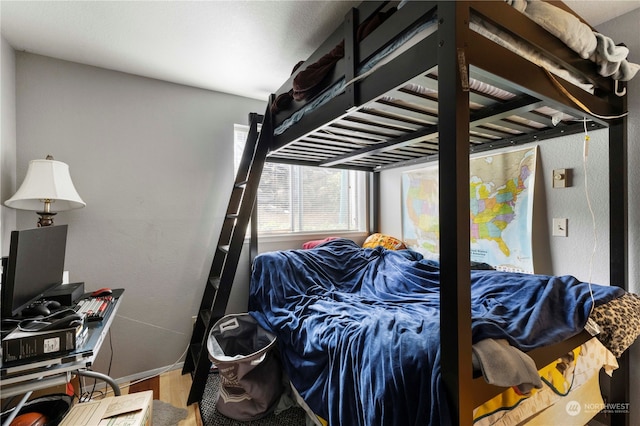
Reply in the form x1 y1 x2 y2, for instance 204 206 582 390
10 412 48 426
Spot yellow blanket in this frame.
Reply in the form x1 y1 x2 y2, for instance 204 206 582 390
473 338 617 425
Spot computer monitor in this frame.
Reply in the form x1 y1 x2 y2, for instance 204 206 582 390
1 225 68 318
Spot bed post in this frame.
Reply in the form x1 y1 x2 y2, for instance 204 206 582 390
607 108 629 426
369 171 380 233
437 2 473 425
343 7 359 110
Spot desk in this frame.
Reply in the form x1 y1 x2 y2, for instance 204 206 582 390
0 289 124 425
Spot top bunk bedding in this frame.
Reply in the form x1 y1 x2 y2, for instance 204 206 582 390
266 0 637 171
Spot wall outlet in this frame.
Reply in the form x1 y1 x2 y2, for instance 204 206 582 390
552 168 571 188
552 218 568 237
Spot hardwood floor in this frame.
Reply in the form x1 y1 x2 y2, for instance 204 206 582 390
120 369 203 426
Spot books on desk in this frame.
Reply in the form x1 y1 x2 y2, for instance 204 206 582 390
1 318 87 364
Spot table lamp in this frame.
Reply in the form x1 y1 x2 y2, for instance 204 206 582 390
5 155 86 227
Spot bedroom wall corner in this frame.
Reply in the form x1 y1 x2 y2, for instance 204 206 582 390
0 35 17 254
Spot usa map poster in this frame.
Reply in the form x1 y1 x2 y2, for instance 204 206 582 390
401 146 537 273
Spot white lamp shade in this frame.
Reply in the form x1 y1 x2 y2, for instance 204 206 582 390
5 159 86 212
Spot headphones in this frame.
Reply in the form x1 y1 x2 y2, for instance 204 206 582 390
18 309 85 332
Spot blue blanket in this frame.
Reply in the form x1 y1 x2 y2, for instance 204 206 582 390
248 239 622 425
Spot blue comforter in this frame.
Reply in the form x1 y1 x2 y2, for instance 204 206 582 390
248 239 622 425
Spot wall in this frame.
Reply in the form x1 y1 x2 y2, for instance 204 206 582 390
7 52 266 380
1 36 17 251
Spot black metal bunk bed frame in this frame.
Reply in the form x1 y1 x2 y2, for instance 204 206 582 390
185 0 630 423
262 1 629 424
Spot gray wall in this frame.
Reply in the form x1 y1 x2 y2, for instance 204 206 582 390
4 52 266 380
1 36 17 251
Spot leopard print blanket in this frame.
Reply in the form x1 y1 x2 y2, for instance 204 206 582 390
590 292 640 357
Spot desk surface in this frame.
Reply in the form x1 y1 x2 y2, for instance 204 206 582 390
0 289 124 391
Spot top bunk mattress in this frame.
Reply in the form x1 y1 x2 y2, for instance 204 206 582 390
267 1 637 171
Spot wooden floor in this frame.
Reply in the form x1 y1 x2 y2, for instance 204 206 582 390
120 369 203 426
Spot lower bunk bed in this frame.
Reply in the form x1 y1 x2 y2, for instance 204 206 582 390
247 238 640 425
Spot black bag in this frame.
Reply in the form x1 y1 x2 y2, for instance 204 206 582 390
207 313 283 421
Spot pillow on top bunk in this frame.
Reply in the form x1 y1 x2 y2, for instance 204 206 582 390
522 0 596 59
363 233 407 250
590 292 640 357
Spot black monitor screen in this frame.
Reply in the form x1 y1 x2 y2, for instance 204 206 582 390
1 225 68 318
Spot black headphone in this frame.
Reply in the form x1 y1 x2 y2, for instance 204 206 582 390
18 309 84 332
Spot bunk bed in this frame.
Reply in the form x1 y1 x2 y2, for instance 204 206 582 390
244 1 636 425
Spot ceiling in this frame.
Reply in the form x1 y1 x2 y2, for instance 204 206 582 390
1 1 639 101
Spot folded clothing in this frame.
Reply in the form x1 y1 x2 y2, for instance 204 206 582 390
472 338 543 395
271 7 397 113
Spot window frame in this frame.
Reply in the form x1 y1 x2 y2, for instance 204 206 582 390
234 124 370 239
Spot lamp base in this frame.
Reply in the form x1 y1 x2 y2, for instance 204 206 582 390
36 211 57 227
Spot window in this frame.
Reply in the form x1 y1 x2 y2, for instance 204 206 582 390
234 125 367 235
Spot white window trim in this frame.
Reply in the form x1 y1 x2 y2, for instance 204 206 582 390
235 124 369 239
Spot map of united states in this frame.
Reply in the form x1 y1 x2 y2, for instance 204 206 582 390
402 147 536 273
470 161 532 256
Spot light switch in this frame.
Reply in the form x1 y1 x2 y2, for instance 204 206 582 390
552 218 568 237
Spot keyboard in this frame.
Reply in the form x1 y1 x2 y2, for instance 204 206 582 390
74 296 115 322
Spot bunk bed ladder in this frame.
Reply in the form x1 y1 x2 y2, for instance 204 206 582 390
182 110 271 406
